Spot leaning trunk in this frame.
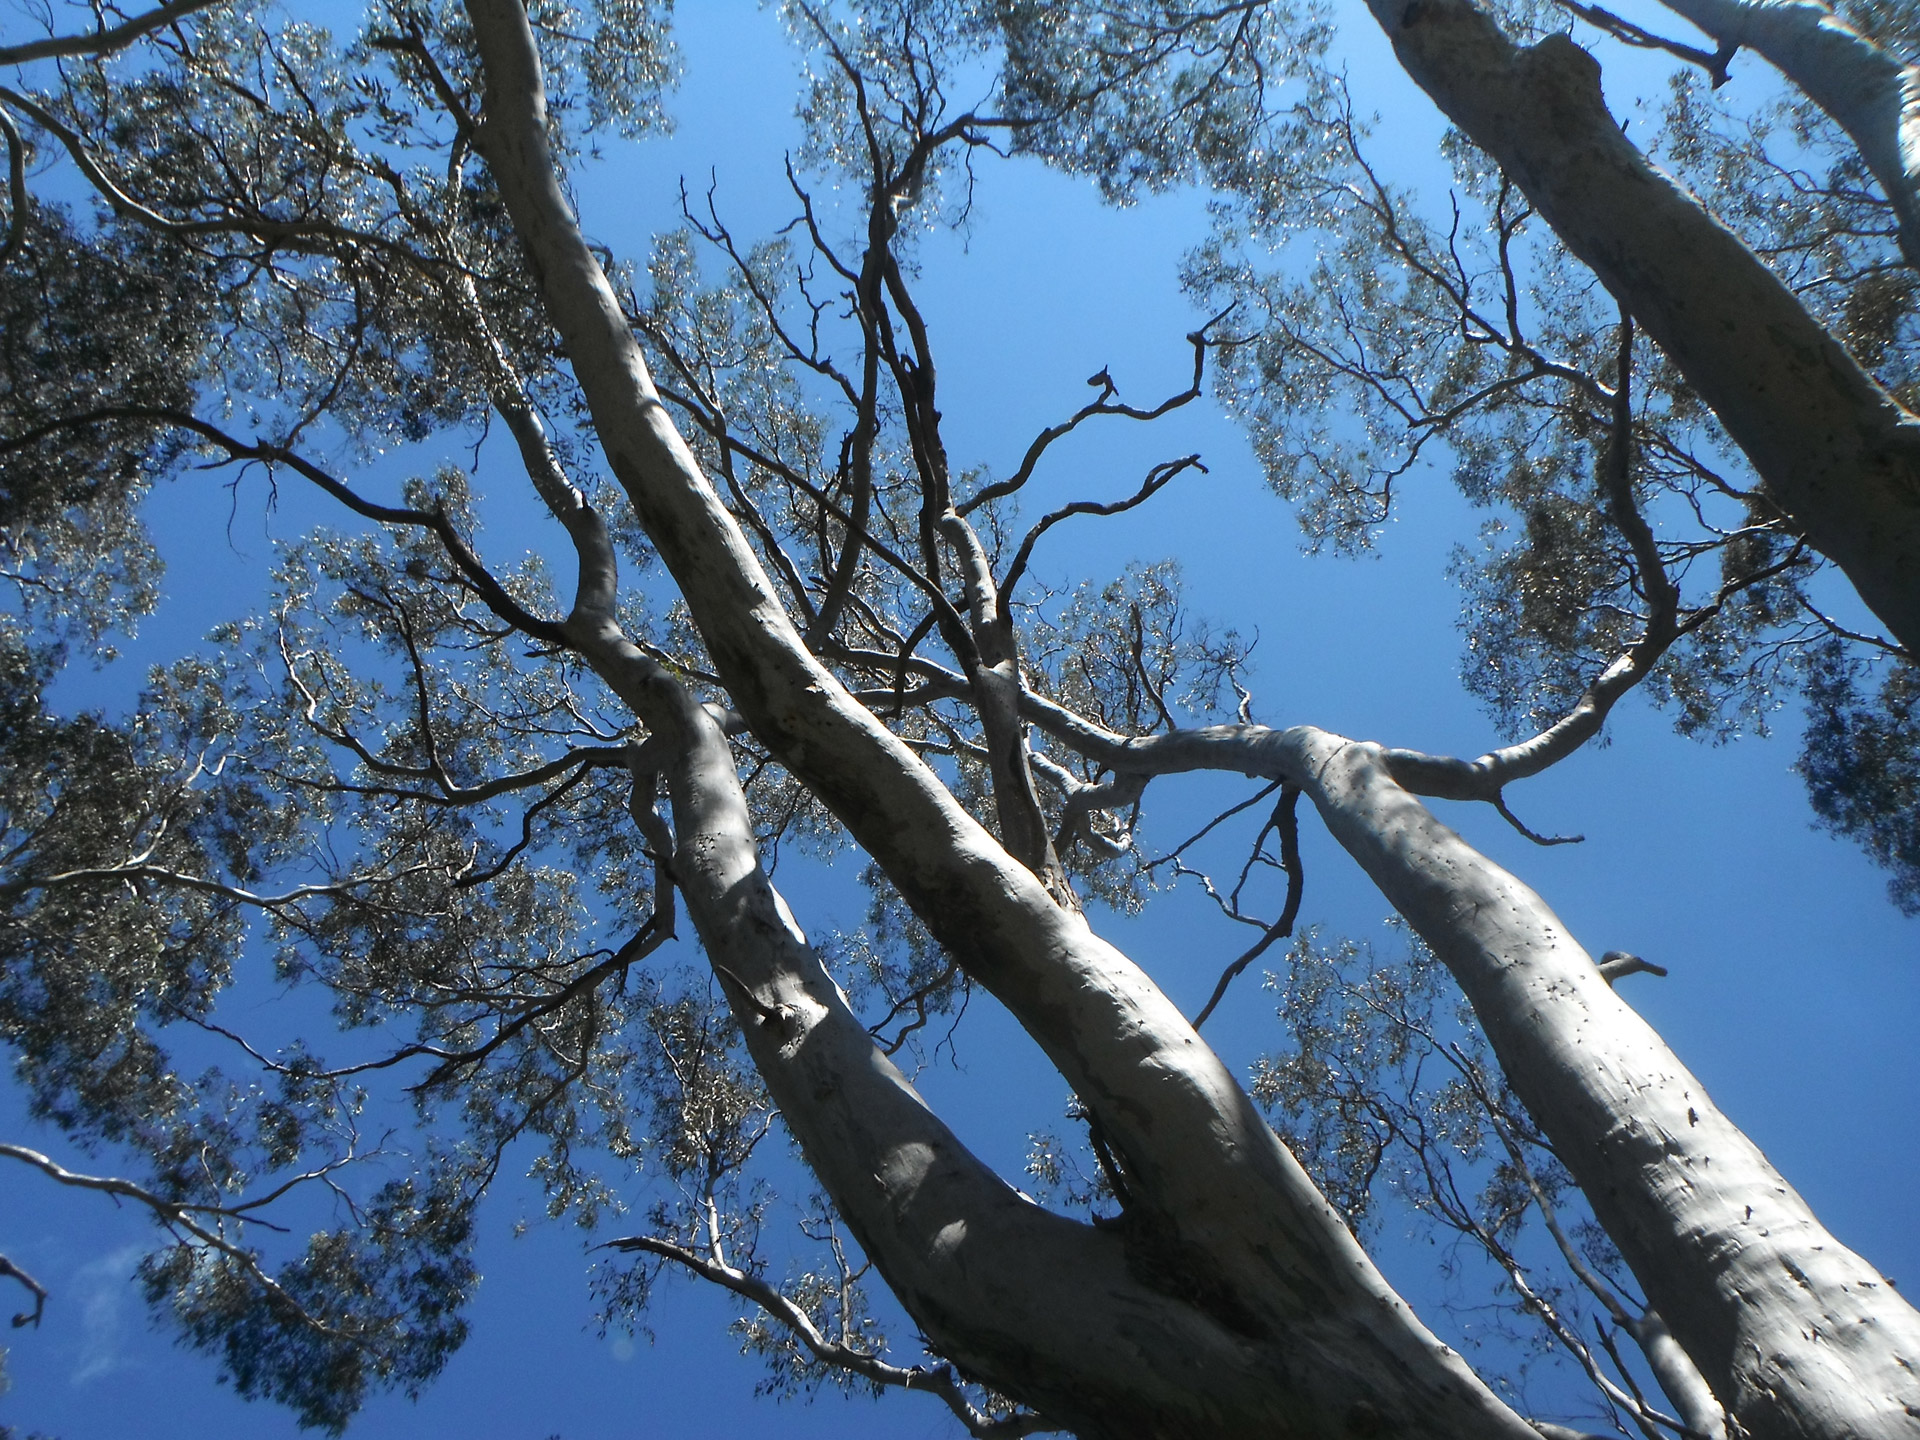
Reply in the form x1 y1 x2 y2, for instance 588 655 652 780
1293 728 1920 1440
1011 701 1920 1440
464 1 1550 1433
1366 0 1920 657
1650 0 1920 269
463 2 1920 1435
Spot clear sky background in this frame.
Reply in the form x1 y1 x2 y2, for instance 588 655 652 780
2 2 1915 1437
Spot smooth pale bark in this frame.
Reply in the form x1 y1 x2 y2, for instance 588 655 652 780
1017 699 1920 1440
1651 0 1920 269
1368 0 1920 658
502 289 1328 1437
1296 733 1920 1440
459 3 1920 1433
558 578 1305 1437
461 2 1549 1434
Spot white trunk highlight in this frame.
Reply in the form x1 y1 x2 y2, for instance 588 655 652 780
1012 700 1920 1440
1295 729 1920 1440
1654 0 1920 268
1369 0 1920 657
463 1 1546 1431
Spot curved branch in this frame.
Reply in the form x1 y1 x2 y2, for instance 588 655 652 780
1553 0 1735 83
1191 785 1302 1029
603 1233 1056 1438
0 406 570 644
999 455 1205 601
0 1253 47 1328
959 315 1226 516
0 0 226 66
1378 539 1808 800
0 1142 358 1344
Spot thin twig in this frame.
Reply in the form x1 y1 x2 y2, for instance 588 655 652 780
1192 786 1303 1029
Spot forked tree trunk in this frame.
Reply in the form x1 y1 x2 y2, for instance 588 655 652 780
462 1 1920 1436
1017 706 1920 1440
464 4 1543 1435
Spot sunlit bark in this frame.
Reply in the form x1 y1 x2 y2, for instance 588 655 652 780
460 1 1555 1433
1368 0 1920 660
456 0 1920 1434
1651 0 1920 269
1017 697 1920 1440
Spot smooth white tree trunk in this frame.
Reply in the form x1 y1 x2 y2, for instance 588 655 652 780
1653 0 1920 268
1368 0 1920 659
1019 698 1920 1440
462 2 1547 1433
459 1 1920 1435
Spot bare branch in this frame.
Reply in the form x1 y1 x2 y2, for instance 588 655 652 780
1192 786 1302 1029
960 315 1227 517
0 0 227 66
602 1232 1056 1438
0 1253 47 1328
999 455 1205 602
1551 0 1735 84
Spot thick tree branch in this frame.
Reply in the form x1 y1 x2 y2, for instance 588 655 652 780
460 5 1543 1432
0 0 226 66
552 534 1413 1440
1554 0 1735 83
1379 536 1808 801
1024 701 1920 1439
1647 0 1920 268
1367 0 1920 656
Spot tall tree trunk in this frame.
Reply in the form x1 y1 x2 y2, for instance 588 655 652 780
560 561 1331 1438
1650 0 1920 270
462 2 1546 1434
1368 0 1920 658
1018 697 1920 1440
1299 731 1920 1440
459 1 1920 1434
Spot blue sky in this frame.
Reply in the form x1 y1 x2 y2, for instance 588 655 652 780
2 2 1915 1437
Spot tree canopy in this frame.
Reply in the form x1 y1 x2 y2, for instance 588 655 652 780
0 1 1916 1438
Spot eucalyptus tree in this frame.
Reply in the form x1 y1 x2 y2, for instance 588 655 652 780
1000 0 1920 911
0 3 1914 1440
